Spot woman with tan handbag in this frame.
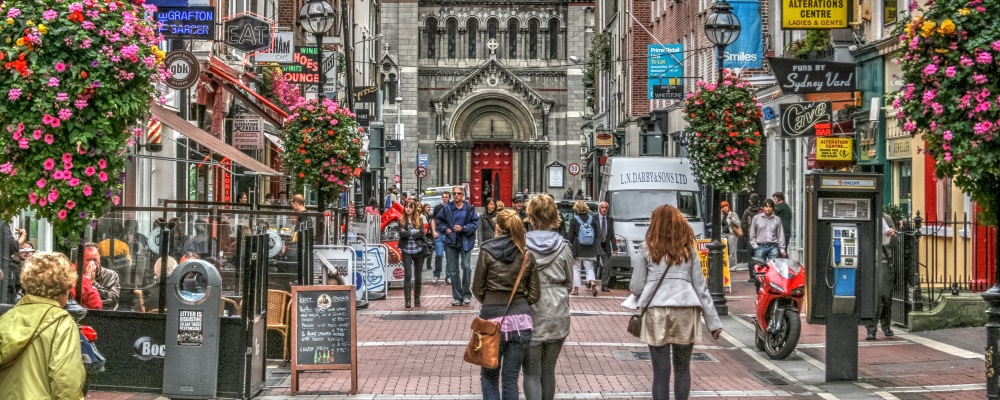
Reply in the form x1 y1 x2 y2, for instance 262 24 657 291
471 209 540 400
629 205 722 400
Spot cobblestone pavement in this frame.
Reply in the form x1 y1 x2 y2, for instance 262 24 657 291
90 262 988 399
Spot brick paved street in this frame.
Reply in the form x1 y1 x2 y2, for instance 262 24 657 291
91 265 988 399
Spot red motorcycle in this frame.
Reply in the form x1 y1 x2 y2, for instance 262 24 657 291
752 257 806 360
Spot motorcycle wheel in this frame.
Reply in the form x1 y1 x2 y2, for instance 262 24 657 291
764 309 801 360
754 324 765 351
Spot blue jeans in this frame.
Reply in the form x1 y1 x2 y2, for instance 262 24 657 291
482 330 531 400
434 236 446 278
754 243 780 260
445 246 472 301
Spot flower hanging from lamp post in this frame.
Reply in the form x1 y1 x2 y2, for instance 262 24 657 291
298 0 337 101
699 0 741 316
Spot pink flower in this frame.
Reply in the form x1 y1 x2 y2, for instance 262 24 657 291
44 134 54 145
98 159 107 169
75 99 88 110
112 196 120 206
978 51 994 65
945 66 957 77
56 93 68 102
65 200 76 210
7 8 21 18
54 62 66 73
53 170 65 180
68 178 80 187
43 158 55 170
32 129 42 140
943 130 953 141
84 166 96 176
98 171 108 182
38 199 47 207
28 193 37 204
923 64 938 75
68 3 83 12
58 109 72 120
47 189 59 203
36 178 46 188
8 88 21 100
974 74 988 84
47 77 60 87
82 185 93 196
62 153 72 163
42 9 58 20
57 210 67 220
42 114 61 128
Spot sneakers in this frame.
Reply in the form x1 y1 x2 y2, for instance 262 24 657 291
432 277 440 285
452 299 462 306
463 298 472 306
445 277 452 284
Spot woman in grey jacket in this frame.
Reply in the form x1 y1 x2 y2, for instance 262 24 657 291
522 195 575 400
629 205 723 400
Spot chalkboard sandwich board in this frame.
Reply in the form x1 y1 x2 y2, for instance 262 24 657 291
290 285 357 395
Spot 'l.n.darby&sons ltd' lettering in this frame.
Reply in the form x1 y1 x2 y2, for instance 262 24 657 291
620 172 688 185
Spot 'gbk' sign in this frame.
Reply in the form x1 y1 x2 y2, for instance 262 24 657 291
223 13 274 53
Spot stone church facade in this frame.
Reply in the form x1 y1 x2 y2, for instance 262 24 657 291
381 0 593 206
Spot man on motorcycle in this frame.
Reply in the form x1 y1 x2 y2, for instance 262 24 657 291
749 199 786 263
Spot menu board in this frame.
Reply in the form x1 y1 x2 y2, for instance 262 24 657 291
291 285 357 395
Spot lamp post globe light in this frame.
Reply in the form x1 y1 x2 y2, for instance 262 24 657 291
702 0 740 316
298 0 337 100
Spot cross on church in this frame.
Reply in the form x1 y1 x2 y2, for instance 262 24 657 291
487 39 499 56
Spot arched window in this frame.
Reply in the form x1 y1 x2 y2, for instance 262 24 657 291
508 19 519 59
447 18 458 59
548 19 559 59
528 19 538 59
468 19 478 58
488 18 498 39
426 18 437 59
380 73 398 104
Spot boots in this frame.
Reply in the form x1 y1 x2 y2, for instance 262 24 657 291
414 285 421 307
405 299 411 308
865 328 877 341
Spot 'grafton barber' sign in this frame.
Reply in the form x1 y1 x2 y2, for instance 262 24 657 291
779 101 832 138
768 58 855 94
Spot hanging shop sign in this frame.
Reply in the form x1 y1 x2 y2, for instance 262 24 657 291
231 117 263 150
595 131 615 148
155 7 215 40
222 13 274 53
725 0 763 69
163 50 201 90
354 86 379 104
781 0 849 29
255 32 294 63
768 58 856 94
815 137 854 161
354 109 370 127
281 47 320 85
779 101 832 138
647 44 684 100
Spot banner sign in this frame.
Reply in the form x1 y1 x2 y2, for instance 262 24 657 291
768 58 856 94
255 32 294 63
231 117 263 150
647 44 684 100
354 109 370 127
815 137 854 161
354 86 379 104
222 13 273 53
779 102 832 138
781 0 849 29
155 7 215 40
725 0 762 68
281 47 320 85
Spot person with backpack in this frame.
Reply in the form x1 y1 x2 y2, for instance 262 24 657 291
567 201 600 296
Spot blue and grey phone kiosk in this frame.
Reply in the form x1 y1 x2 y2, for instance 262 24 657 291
804 172 881 382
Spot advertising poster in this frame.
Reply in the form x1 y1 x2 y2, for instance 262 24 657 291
647 44 684 100
696 239 731 288
725 0 762 69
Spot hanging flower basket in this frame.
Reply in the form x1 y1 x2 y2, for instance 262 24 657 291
683 72 764 194
281 98 365 200
894 0 1000 225
0 0 166 242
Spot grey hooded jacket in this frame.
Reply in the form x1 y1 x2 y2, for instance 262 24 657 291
525 230 574 342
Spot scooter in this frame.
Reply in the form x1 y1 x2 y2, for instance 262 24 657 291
751 257 806 360
65 300 106 394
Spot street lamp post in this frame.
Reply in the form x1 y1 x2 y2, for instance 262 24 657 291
703 0 740 316
299 0 337 217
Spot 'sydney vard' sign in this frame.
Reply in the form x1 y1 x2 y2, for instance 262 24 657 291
768 58 856 94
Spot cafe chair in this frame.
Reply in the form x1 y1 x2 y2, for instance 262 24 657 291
221 297 241 317
267 289 292 363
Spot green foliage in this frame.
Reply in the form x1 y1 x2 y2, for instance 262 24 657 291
281 98 364 200
786 30 831 58
583 32 611 111
683 72 764 194
893 0 1000 225
0 0 166 242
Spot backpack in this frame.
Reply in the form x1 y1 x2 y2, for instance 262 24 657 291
574 215 595 246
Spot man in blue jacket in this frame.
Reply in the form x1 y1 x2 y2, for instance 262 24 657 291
435 186 479 306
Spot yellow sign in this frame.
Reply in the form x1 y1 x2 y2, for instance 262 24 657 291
781 0 849 29
816 137 854 161
595 132 614 148
696 239 731 288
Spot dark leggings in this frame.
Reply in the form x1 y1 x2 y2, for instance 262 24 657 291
522 339 565 400
649 343 694 400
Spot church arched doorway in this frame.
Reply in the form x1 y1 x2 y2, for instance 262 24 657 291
471 142 513 206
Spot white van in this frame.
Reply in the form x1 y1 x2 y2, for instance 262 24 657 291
600 157 705 281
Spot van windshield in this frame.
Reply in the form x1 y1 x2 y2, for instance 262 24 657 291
610 190 702 221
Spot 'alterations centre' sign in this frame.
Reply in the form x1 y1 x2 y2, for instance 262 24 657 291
781 0 849 29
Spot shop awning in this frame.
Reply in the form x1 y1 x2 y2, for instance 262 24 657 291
150 103 282 176
264 133 284 152
206 57 288 128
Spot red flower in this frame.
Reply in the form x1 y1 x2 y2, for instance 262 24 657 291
68 11 84 22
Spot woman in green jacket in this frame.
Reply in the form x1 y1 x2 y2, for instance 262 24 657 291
0 252 85 399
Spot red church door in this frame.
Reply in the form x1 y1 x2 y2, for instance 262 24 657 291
471 143 512 207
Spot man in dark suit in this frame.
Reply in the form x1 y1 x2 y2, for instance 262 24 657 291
596 201 616 292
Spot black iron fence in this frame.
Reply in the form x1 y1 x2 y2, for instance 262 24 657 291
890 211 998 326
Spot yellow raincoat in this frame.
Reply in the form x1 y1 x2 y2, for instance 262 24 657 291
0 294 85 399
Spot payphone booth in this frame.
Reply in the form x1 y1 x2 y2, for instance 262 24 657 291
804 172 881 382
